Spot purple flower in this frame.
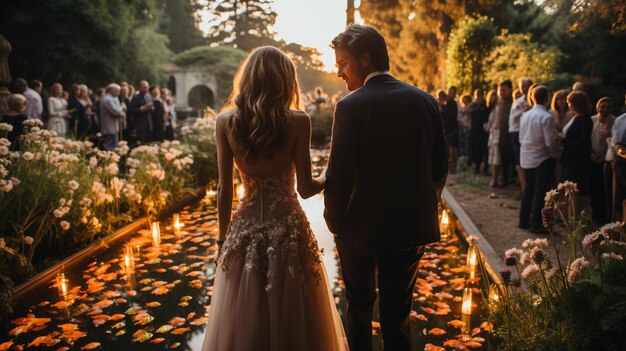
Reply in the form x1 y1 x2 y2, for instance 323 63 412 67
500 269 511 286
505 256 517 266
541 207 557 229
531 248 545 264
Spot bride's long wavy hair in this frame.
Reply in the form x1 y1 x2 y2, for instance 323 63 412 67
225 46 300 162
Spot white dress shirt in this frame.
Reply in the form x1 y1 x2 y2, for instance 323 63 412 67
606 113 626 161
23 88 43 120
364 71 389 85
509 95 529 133
519 104 560 169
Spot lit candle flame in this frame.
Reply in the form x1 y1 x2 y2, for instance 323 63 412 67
236 184 245 199
469 251 477 266
57 273 68 300
440 209 450 239
151 222 161 247
124 245 135 273
467 247 477 279
462 288 472 315
173 213 183 236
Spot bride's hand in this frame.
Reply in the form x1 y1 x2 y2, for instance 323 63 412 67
215 240 225 266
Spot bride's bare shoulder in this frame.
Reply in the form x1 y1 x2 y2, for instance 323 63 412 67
216 110 236 129
217 109 236 121
289 109 311 123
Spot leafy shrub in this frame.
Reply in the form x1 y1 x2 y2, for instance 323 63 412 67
491 181 626 350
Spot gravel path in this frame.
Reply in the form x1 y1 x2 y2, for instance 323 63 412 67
445 173 572 265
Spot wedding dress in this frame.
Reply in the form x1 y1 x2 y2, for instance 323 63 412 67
202 165 348 350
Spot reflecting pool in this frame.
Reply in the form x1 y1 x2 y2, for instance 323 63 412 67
1 196 493 350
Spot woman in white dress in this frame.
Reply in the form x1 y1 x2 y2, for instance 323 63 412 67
201 46 348 350
47 83 73 137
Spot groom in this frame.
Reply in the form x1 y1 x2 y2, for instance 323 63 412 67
324 25 449 351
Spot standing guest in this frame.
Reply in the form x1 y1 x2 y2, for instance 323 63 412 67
512 88 522 100
11 78 27 94
119 83 132 142
469 89 489 175
572 81 584 92
559 91 593 214
161 88 176 140
518 86 559 233
127 84 136 100
439 90 458 172
485 89 501 187
590 97 615 224
99 84 126 151
550 89 571 182
550 90 572 132
1 94 29 151
47 83 74 138
509 78 533 195
310 87 327 111
497 80 514 186
92 87 105 134
449 86 466 158
129 80 154 144
67 84 90 139
149 86 165 142
28 80 46 122
609 112 626 221
458 94 472 160
21 79 43 120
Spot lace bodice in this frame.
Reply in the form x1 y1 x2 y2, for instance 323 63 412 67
218 165 323 291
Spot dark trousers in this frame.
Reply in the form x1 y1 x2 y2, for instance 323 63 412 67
336 238 424 351
520 158 556 229
135 128 151 144
604 162 614 223
511 132 521 166
612 161 626 221
499 140 515 184
102 134 118 151
589 162 607 224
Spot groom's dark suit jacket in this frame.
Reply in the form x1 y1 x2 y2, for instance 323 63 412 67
324 74 448 251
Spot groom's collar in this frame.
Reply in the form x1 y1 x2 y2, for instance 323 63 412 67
364 71 389 85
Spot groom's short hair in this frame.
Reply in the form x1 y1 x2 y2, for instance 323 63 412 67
330 25 390 72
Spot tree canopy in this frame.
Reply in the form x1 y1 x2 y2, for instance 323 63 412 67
0 0 175 88
445 15 497 92
485 31 561 89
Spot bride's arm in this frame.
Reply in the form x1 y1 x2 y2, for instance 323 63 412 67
216 113 234 242
294 111 324 199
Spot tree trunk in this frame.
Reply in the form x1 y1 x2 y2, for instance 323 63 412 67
346 0 355 27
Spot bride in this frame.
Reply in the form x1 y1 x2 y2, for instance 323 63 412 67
202 46 348 350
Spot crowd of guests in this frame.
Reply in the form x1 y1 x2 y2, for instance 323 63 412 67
438 79 626 233
1 78 178 151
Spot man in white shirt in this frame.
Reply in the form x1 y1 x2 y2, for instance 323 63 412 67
518 85 559 233
23 80 43 120
509 77 533 194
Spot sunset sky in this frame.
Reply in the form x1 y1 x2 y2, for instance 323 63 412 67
199 0 362 71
